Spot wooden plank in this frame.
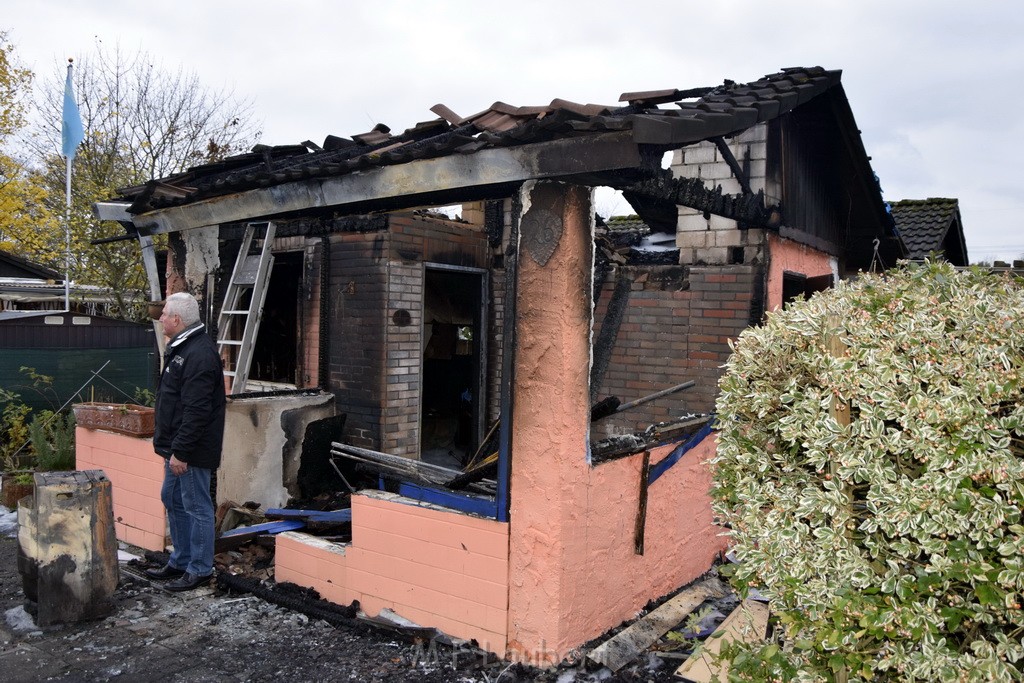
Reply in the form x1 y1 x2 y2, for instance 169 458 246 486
265 508 352 523
219 520 305 537
674 599 770 682
587 577 727 672
215 519 305 552
634 451 651 555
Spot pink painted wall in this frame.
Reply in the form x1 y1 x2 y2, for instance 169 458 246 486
276 491 510 651
766 233 835 311
506 182 727 663
75 427 167 551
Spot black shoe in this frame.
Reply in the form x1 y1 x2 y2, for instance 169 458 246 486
145 564 186 580
164 572 213 592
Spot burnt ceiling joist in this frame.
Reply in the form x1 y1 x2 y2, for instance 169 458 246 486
622 169 780 233
130 132 644 235
711 137 753 195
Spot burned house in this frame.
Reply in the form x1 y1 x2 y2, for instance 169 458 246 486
88 66 907 661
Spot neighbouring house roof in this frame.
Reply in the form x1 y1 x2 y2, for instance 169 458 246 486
0 249 62 281
890 198 969 265
604 215 650 234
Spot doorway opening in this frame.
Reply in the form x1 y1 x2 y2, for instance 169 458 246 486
420 266 487 468
249 251 302 385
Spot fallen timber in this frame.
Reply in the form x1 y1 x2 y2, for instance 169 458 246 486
330 442 497 495
590 414 712 464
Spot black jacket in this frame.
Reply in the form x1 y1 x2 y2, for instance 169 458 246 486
153 323 226 469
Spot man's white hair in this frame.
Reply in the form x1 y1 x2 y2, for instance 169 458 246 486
164 292 201 327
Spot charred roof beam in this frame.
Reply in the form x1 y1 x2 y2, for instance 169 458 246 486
711 136 753 196
129 132 643 235
621 170 780 230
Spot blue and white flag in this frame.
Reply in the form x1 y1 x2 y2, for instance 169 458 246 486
61 63 84 160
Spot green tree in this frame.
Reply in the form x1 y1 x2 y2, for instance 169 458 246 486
0 31 59 258
16 42 261 319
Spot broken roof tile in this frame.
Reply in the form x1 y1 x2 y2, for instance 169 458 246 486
548 98 614 117
618 88 685 105
429 104 463 125
352 127 393 146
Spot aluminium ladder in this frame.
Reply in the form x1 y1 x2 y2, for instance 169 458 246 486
217 221 276 394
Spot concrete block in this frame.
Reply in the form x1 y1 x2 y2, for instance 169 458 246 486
714 229 746 247
737 123 767 143
694 247 731 264
746 141 767 161
716 178 743 196
682 144 717 165
708 215 738 231
743 228 767 247
676 232 712 250
699 161 734 181
677 212 709 232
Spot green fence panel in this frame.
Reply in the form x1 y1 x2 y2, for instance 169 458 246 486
0 347 157 415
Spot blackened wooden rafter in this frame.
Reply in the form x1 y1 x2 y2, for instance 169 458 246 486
622 169 780 228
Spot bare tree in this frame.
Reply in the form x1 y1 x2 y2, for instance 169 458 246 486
19 42 261 318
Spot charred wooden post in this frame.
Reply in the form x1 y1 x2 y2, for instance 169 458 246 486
17 470 118 626
634 451 651 555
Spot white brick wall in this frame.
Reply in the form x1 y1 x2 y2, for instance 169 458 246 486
677 231 711 250
677 210 709 232
698 161 734 181
716 178 743 195
670 122 771 262
682 143 717 164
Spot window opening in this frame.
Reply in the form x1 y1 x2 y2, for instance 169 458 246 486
421 267 485 469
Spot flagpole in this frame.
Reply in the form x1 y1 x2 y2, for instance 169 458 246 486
65 140 72 313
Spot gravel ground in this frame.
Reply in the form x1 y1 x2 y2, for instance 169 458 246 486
0 505 684 682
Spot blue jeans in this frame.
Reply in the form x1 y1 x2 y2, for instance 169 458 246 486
160 459 215 577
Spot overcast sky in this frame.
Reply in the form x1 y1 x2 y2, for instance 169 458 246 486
5 0 1023 263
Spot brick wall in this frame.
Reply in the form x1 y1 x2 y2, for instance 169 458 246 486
672 124 769 265
327 232 387 448
325 213 490 455
385 215 489 458
75 427 166 551
592 264 757 435
487 269 505 424
382 262 423 457
275 490 509 652
300 240 322 388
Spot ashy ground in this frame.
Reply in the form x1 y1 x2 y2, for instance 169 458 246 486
0 506 679 682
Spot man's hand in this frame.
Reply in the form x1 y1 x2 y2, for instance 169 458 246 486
169 455 188 476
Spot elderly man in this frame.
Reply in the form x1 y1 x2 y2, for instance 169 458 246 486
146 292 226 591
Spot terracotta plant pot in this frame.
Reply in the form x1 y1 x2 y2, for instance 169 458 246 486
72 403 156 438
1 473 34 509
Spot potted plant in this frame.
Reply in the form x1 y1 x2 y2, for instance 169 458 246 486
1 470 34 509
73 402 155 437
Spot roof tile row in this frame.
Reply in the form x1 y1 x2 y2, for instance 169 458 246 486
122 66 842 214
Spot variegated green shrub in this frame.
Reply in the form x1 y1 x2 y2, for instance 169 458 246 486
712 261 1024 681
